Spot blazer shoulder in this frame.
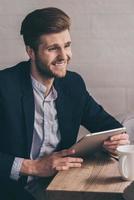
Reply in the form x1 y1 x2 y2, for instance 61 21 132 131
0 61 29 75
0 61 30 96
63 71 86 90
54 70 87 99
0 61 30 82
65 70 85 83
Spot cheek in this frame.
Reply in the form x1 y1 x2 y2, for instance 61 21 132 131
68 50 72 58
45 53 57 63
39 54 54 65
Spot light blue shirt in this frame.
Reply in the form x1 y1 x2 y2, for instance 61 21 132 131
10 76 61 181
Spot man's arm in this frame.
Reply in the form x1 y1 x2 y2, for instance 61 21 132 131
0 152 15 178
75 74 130 153
82 91 130 153
20 149 83 177
10 149 83 180
81 90 122 132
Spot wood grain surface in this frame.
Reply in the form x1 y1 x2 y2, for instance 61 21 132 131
46 153 131 200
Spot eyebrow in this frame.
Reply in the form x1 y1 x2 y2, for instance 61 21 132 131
46 41 72 48
65 41 72 46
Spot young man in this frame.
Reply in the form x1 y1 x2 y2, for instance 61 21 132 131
0 7 129 200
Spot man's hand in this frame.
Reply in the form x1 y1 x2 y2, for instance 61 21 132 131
103 133 130 154
20 149 83 177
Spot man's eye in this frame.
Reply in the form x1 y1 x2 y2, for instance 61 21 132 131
65 43 71 48
48 47 58 51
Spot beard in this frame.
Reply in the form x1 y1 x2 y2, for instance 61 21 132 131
35 56 71 79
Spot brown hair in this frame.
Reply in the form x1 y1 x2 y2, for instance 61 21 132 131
20 7 71 51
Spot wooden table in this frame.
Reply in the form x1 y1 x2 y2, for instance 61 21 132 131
46 153 131 200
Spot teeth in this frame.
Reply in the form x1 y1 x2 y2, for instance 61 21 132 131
55 62 65 66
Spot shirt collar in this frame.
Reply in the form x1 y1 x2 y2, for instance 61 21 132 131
31 75 57 101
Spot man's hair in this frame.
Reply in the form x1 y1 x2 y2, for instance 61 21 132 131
20 7 71 51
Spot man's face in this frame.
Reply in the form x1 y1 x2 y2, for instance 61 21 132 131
32 30 72 79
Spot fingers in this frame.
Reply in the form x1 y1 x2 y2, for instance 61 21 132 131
104 139 130 146
55 149 76 157
53 150 83 171
110 133 129 141
103 133 130 154
103 140 130 151
104 133 130 147
60 156 83 163
56 162 82 171
54 156 83 169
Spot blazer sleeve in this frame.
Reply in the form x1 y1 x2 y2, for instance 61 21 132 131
0 96 15 178
0 153 15 178
79 78 122 132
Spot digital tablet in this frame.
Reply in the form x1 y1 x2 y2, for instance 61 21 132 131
70 127 126 157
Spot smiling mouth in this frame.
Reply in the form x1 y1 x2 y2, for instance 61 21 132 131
53 61 66 67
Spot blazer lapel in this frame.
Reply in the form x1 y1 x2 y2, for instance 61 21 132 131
21 64 34 156
54 79 74 149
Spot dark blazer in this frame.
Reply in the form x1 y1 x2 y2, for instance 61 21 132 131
0 61 121 187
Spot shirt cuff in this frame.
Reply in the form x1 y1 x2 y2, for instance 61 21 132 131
10 157 24 181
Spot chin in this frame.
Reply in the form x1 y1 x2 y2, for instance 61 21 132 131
53 69 67 78
54 73 66 78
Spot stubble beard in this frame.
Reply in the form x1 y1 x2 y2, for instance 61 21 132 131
35 56 70 79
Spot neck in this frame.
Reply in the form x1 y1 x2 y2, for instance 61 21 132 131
30 62 54 97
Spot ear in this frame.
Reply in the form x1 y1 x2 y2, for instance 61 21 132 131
26 46 35 60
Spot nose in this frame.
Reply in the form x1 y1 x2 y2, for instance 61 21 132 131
58 48 67 60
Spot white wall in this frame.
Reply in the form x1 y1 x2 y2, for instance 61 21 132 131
0 0 134 118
